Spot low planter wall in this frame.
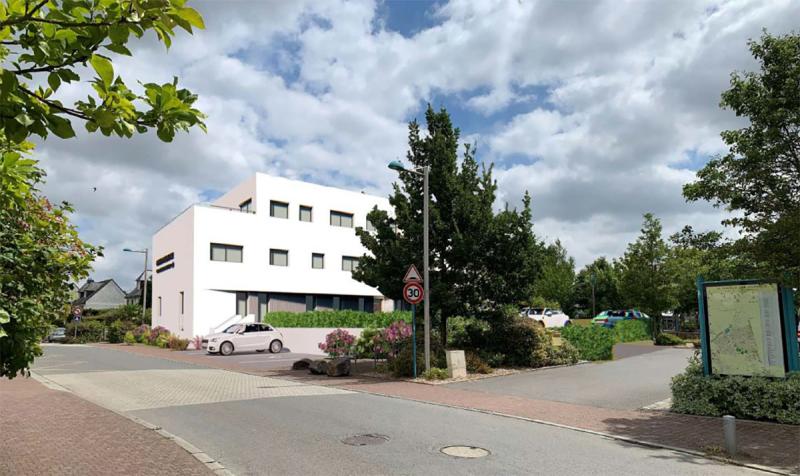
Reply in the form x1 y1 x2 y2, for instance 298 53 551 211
277 327 363 355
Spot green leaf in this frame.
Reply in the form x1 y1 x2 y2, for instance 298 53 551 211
46 115 76 139
47 72 61 91
104 43 132 56
90 54 114 87
0 309 9 325
14 113 33 126
177 7 205 29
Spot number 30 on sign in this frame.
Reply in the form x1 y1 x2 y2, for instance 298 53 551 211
403 281 424 305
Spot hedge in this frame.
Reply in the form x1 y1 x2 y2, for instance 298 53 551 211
263 310 411 328
614 320 650 343
671 354 800 425
561 325 615 361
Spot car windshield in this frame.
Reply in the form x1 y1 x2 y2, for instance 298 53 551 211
223 324 242 334
530 308 545 315
610 310 627 317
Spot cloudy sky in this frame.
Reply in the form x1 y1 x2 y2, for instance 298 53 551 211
34 0 799 290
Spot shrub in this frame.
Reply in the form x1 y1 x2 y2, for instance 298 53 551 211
447 316 490 349
561 325 615 361
168 335 190 351
64 320 105 343
148 326 170 345
546 340 581 366
614 320 650 343
465 351 492 374
655 333 684 346
421 367 449 380
95 304 142 325
107 320 135 344
492 315 551 367
354 327 382 359
155 333 170 348
123 331 136 345
264 310 411 328
388 334 446 378
318 329 356 357
671 353 800 425
133 324 150 343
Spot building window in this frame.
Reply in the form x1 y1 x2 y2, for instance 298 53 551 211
239 199 252 213
158 296 162 316
299 205 312 222
236 292 246 316
312 253 324 269
342 256 359 272
179 291 184 314
330 210 353 228
366 218 376 232
210 243 243 263
270 200 289 219
270 249 289 267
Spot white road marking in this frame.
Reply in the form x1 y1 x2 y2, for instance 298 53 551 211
642 398 672 410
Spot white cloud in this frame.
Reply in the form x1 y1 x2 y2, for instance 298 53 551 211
31 0 800 287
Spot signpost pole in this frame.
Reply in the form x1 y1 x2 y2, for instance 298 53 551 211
412 304 417 378
696 275 711 376
423 165 430 372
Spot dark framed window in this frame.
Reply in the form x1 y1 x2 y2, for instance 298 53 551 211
270 200 289 219
210 243 243 263
179 291 184 314
239 199 252 213
330 210 354 228
342 256 359 272
312 253 324 269
270 249 289 267
299 205 312 222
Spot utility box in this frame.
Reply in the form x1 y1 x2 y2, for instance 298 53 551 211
446 350 467 378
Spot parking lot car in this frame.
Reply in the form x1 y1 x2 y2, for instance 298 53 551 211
520 307 571 328
46 327 67 343
592 309 649 328
204 323 284 356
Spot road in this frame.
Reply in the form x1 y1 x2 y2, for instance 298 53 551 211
449 346 692 410
33 345 752 476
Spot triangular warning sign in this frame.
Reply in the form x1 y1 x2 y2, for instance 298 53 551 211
403 264 422 283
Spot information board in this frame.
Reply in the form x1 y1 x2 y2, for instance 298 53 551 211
704 283 787 377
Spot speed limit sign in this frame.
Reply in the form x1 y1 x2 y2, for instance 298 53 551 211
403 281 424 305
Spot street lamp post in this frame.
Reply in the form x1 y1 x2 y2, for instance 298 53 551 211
123 247 148 324
388 160 431 371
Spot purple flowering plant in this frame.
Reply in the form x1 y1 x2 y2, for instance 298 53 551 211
319 328 356 357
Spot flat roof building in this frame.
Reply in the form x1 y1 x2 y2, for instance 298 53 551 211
151 173 391 338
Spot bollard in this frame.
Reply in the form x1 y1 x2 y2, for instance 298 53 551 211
723 415 737 456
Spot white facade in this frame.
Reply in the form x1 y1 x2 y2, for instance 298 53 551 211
151 173 392 338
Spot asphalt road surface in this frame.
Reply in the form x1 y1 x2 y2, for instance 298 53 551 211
32 345 752 476
448 347 693 410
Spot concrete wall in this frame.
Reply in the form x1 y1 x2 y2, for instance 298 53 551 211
277 328 363 355
151 207 195 337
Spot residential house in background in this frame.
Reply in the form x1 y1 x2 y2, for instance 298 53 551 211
73 278 126 311
125 271 152 307
151 173 393 339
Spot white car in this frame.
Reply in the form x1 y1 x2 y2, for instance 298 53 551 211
520 307 571 328
204 323 284 356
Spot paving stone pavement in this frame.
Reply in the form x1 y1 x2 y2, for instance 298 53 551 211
0 376 212 476
42 368 352 412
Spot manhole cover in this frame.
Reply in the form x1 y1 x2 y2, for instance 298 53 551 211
440 446 490 458
342 434 390 446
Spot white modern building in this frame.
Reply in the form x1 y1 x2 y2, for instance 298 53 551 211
151 173 392 339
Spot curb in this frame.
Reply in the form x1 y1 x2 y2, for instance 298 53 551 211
30 371 235 476
343 387 792 476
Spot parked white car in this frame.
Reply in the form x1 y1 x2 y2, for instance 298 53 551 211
204 323 284 356
520 307 571 328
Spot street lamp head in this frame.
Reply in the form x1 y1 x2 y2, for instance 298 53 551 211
123 248 133 252
388 160 406 172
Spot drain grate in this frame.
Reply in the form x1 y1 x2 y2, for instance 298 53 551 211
342 434 390 446
440 446 490 458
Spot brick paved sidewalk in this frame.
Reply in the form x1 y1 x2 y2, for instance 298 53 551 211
338 379 800 474
0 376 211 476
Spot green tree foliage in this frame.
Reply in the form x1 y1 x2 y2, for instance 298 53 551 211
0 158 97 377
0 0 206 144
0 0 206 378
616 213 673 335
354 106 541 345
531 240 575 314
683 31 800 285
572 257 622 317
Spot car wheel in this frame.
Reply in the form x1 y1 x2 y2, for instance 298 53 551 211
220 341 234 356
269 339 283 353
538 320 546 327
563 320 572 327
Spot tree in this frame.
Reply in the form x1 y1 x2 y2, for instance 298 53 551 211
531 240 575 314
616 213 673 336
683 31 800 285
0 1 206 378
354 106 541 346
0 0 206 144
572 257 622 317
